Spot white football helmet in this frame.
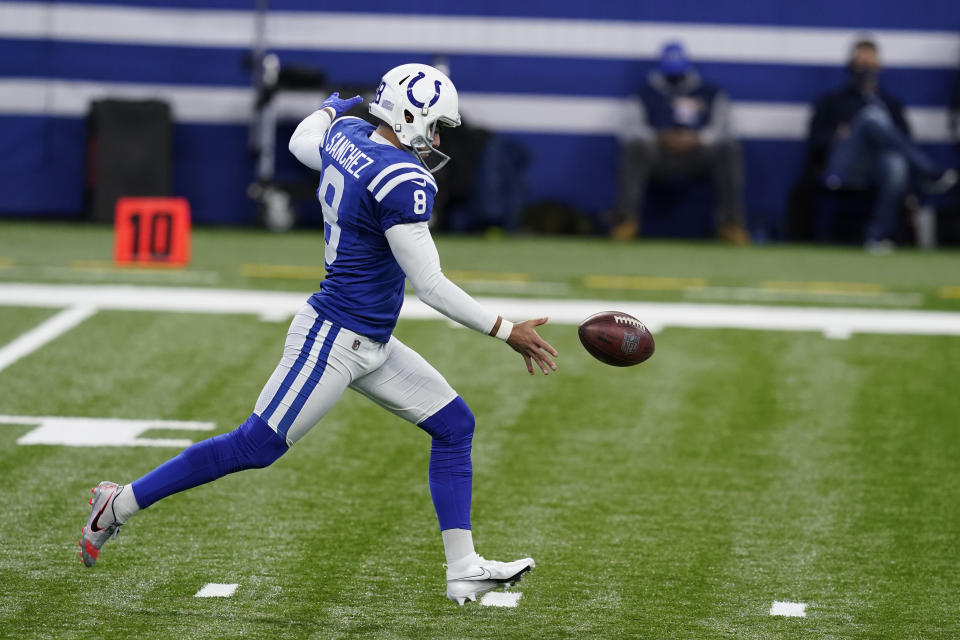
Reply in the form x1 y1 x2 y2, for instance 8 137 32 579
369 63 461 173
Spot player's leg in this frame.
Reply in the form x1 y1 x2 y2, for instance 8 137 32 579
79 306 356 567
612 138 658 238
349 337 534 604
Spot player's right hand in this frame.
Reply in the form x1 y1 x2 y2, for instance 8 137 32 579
506 317 559 376
320 92 363 119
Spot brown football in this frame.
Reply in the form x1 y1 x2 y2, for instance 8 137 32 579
578 311 655 367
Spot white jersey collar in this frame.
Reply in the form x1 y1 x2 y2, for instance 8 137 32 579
370 130 395 147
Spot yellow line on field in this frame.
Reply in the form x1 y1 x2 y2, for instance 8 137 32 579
241 264 326 280
70 260 185 271
938 286 960 299
0 258 14 268
584 275 707 291
446 270 530 282
762 280 885 295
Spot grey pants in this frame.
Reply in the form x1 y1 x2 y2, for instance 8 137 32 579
615 138 746 228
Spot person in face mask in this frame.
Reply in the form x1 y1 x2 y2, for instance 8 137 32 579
807 38 956 252
613 41 749 244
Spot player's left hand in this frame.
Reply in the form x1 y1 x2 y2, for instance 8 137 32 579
320 92 363 119
506 317 559 376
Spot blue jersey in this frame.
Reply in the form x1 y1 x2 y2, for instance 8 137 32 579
308 117 438 343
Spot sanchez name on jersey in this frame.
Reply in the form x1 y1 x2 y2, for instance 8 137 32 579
309 116 438 343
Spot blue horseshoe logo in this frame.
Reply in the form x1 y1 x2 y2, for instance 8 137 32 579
406 72 442 109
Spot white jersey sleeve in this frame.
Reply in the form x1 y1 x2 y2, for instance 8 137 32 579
288 109 334 170
385 222 499 336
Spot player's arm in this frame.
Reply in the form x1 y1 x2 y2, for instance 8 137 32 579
288 92 362 170
385 222 558 375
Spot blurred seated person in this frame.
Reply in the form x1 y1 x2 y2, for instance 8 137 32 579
952 60 960 168
612 41 749 244
807 37 956 252
427 56 528 233
940 54 960 244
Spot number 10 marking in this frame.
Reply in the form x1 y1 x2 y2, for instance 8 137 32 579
129 211 174 259
114 197 191 266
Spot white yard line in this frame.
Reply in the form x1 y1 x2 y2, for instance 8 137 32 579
770 601 807 617
194 583 239 598
0 415 216 447
1 283 959 338
685 286 925 307
0 304 97 373
480 591 522 607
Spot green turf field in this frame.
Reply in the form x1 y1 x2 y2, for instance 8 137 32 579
2 221 960 310
0 222 958 639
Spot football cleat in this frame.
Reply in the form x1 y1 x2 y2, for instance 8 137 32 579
78 481 125 567
445 552 535 606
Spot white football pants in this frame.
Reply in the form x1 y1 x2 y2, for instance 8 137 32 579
254 304 458 445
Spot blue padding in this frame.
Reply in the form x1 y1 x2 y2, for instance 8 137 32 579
9 38 953 106
0 40 249 87
130 413 288 509
44 0 960 30
0 116 86 214
2 119 951 232
418 396 476 531
173 122 259 225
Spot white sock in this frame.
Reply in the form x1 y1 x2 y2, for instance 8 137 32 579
441 528 475 565
112 484 141 524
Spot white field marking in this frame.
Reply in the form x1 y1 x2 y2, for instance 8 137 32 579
480 591 522 607
259 308 294 323
685 286 925 308
195 583 239 598
1 283 960 338
0 304 97 373
770 601 807 617
823 327 853 340
0 415 215 447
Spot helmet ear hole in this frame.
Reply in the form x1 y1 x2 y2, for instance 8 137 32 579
404 110 414 124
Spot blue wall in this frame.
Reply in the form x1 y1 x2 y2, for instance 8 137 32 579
1 1 958 235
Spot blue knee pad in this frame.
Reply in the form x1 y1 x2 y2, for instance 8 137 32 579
418 396 475 530
131 413 288 509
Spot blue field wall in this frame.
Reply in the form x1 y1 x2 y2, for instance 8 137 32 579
1 0 958 235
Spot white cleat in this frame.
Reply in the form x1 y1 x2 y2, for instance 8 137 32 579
78 481 125 567
445 552 535 606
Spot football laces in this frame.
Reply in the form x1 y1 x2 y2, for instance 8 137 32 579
614 315 647 330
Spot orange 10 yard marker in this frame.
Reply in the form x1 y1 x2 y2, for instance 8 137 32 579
114 198 191 266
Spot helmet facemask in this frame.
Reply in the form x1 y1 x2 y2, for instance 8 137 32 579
404 111 458 173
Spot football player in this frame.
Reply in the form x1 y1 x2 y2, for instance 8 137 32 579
78 63 558 606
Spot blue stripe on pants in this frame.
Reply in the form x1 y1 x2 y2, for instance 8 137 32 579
276 325 341 440
259 315 327 424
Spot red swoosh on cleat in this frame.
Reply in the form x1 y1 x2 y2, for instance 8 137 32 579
89 488 114 532
83 539 99 559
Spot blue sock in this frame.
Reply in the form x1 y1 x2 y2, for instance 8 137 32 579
418 397 475 530
131 413 288 509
